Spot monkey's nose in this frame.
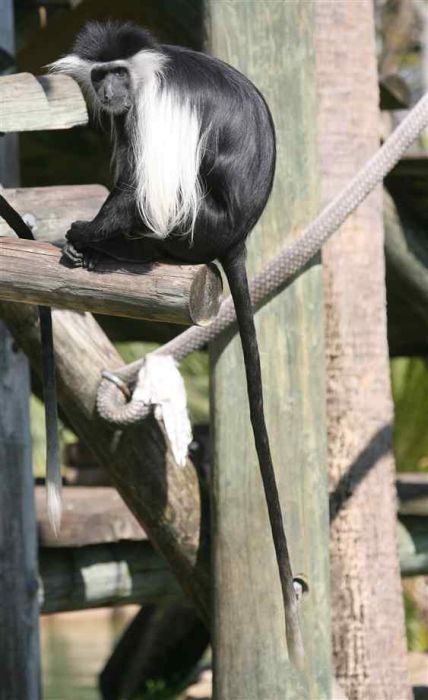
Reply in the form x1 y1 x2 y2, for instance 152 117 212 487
102 84 113 102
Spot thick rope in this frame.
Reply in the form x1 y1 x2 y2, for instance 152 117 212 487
97 91 428 424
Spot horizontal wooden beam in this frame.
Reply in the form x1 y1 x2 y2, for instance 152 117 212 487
0 185 107 246
36 486 145 547
0 238 222 326
39 541 181 614
0 73 87 132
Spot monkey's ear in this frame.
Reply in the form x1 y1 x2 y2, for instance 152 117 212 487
46 54 92 85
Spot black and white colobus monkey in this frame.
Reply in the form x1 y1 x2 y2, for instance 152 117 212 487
51 20 303 665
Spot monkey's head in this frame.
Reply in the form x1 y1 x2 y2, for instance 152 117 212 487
90 63 132 114
48 21 164 116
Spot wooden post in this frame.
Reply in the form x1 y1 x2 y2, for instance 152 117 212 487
208 2 331 698
315 1 410 697
0 2 41 698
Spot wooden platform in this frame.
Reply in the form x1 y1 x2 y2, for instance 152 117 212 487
0 73 87 132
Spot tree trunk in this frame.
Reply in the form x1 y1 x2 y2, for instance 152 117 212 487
315 2 410 698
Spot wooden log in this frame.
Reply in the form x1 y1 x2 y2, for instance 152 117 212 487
0 73 87 132
39 541 181 614
0 185 185 341
208 2 330 698
0 237 222 326
36 486 145 547
0 302 211 623
0 184 107 245
0 6 41 699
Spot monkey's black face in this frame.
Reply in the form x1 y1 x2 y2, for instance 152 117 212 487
91 65 132 114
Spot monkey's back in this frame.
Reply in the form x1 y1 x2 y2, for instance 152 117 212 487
159 45 276 263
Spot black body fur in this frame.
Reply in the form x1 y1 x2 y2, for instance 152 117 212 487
62 21 302 664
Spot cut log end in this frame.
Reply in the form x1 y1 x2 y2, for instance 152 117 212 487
189 263 223 326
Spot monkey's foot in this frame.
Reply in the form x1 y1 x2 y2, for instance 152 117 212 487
62 242 101 271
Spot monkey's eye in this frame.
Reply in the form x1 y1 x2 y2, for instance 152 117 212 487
112 66 128 77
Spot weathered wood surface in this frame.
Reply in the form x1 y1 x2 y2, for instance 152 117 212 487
36 486 145 547
39 541 181 614
0 237 222 326
316 2 411 698
0 185 107 245
0 73 87 132
0 329 41 697
0 303 210 623
209 2 330 699
0 6 41 699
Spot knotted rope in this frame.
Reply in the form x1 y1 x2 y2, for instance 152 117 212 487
97 91 428 425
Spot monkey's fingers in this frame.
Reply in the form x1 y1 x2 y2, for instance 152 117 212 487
61 241 85 267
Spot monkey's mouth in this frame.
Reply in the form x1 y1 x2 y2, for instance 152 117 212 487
97 98 131 114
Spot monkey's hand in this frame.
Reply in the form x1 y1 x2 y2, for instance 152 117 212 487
62 242 102 270
66 220 95 247
63 221 103 269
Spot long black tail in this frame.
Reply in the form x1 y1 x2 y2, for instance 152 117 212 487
221 246 304 669
0 195 61 533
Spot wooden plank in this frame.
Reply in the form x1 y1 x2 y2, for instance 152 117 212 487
208 2 330 698
36 486 146 547
39 541 181 614
0 73 87 132
0 238 223 326
0 4 41 698
0 185 107 246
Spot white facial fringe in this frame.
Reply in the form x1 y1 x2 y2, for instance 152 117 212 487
130 53 206 240
133 354 192 467
47 54 102 122
47 54 92 83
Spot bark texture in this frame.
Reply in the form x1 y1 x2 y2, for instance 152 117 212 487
315 2 410 698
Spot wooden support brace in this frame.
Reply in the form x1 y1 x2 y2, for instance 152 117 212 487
0 73 87 132
0 237 222 326
39 541 181 614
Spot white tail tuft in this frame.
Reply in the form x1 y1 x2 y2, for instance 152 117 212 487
47 480 62 537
